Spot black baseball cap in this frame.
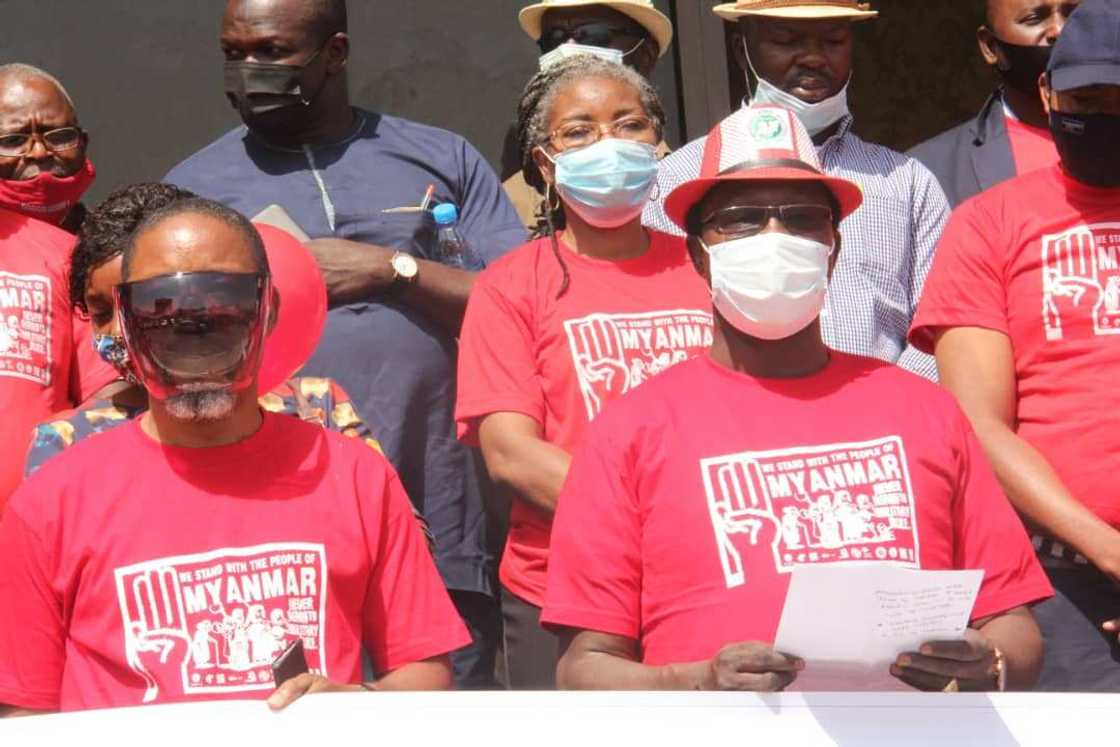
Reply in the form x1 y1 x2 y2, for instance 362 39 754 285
1048 0 1120 91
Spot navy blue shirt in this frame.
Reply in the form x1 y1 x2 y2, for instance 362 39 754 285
165 109 526 595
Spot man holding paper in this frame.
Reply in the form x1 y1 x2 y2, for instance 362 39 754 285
541 104 1051 692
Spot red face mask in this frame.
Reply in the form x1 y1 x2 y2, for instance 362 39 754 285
0 158 95 225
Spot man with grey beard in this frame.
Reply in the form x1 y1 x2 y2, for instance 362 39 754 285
0 197 468 714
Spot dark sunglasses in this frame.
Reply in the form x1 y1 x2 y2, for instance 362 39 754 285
116 271 266 328
538 21 647 54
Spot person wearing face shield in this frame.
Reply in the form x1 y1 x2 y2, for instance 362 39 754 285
909 1 1079 208
501 0 675 231
456 55 713 689
645 1 950 383
0 199 468 716
540 104 1050 693
163 0 524 690
23 183 423 546
911 0 1120 693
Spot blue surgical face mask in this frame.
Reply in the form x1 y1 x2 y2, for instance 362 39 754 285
547 138 658 228
92 332 139 384
742 37 850 137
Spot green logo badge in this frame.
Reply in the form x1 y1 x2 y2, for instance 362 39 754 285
750 112 785 142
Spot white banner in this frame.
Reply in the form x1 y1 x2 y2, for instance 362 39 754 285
3 691 1119 745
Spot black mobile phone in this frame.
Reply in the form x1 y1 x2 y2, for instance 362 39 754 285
270 638 309 688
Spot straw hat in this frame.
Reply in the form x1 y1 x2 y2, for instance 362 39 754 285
663 105 863 233
712 0 878 22
519 0 674 58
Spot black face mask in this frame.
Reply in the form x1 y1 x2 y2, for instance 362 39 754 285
992 38 1052 93
1050 110 1120 188
223 47 325 124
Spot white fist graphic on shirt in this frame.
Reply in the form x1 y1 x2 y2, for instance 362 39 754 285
1042 223 1120 340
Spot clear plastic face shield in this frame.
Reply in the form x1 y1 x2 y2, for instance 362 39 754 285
114 271 272 402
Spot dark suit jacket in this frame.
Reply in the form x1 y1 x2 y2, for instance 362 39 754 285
907 91 1017 209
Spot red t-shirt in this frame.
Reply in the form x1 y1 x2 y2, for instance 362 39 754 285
911 165 1120 527
0 208 112 511
0 412 469 712
1004 115 1060 177
456 230 713 606
541 353 1051 666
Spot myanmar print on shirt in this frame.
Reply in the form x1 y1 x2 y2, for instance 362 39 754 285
564 309 712 419
1042 222 1120 340
114 542 327 703
700 436 919 589
0 272 52 385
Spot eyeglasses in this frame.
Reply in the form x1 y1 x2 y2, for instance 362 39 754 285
538 22 646 54
549 115 658 151
700 205 834 240
0 126 84 158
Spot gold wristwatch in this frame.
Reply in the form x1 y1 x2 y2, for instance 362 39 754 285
391 251 419 285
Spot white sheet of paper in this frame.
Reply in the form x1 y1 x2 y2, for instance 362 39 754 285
252 204 310 242
773 563 983 691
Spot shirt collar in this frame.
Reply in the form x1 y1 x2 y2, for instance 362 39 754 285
816 114 855 153
245 110 369 154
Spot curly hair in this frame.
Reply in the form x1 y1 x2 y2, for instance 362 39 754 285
70 183 195 312
515 55 666 296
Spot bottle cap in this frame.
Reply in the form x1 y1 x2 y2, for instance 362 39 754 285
433 203 458 225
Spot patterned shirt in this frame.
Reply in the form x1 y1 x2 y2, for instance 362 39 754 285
643 115 949 380
24 376 435 550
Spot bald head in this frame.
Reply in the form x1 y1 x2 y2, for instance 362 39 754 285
0 64 85 181
0 64 75 110
122 198 268 283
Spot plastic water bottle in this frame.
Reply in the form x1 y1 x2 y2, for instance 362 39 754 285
433 203 477 269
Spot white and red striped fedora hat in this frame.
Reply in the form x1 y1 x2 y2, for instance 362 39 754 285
663 104 863 232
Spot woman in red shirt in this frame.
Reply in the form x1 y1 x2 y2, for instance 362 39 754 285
456 55 713 689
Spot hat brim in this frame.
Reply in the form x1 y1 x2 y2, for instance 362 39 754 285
519 2 674 58
663 168 864 234
1049 63 1120 92
712 4 878 22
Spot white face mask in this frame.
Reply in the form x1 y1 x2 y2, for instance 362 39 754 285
702 231 832 341
540 43 624 71
742 38 850 137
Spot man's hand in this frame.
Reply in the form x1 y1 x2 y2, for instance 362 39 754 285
306 238 396 307
266 673 365 710
305 237 476 333
703 641 803 691
891 629 998 691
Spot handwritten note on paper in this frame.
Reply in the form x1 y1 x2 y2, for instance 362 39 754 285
773 564 983 691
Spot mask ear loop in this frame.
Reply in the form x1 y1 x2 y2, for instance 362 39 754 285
544 181 561 213
742 36 760 100
298 44 329 106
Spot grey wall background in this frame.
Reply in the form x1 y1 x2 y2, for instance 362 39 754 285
0 0 681 205
0 0 990 206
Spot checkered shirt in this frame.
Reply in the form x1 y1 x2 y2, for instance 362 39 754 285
644 115 949 380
